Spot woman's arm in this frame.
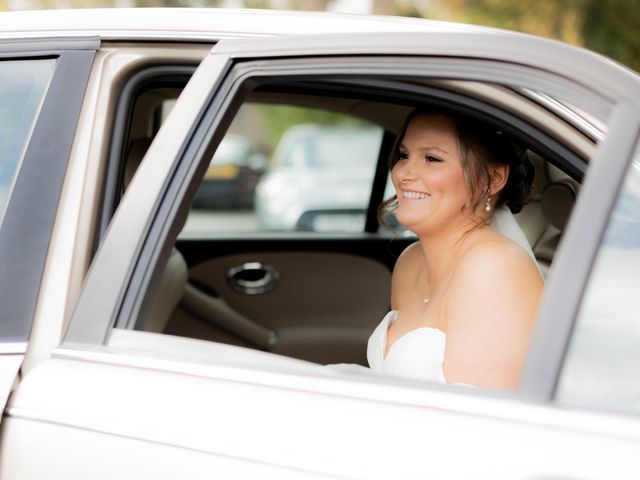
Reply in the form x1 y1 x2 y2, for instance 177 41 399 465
443 240 543 390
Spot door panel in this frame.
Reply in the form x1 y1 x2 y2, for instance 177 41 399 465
166 245 398 364
169 237 411 364
5 354 640 479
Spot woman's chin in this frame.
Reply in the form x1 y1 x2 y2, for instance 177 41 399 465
395 212 425 231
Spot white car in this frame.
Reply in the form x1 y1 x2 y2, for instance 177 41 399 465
255 124 383 231
0 7 640 479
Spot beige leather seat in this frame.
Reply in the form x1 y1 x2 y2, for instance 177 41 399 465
144 247 188 333
533 164 578 276
514 155 578 277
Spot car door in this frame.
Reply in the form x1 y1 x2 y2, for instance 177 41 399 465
3 31 640 479
0 38 96 425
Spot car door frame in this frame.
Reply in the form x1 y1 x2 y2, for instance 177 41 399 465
0 37 98 419
63 31 640 405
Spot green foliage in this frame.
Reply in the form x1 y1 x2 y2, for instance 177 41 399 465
457 0 639 73
580 0 640 72
257 104 364 152
461 0 582 42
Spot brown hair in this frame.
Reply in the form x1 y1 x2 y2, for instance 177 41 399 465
378 109 534 227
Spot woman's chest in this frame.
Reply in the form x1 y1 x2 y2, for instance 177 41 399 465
385 297 448 355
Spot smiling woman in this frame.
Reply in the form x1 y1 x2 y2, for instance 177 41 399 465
373 110 544 390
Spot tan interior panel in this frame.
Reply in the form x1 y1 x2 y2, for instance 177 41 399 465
165 251 392 364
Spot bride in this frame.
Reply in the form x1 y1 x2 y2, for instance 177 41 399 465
367 111 544 390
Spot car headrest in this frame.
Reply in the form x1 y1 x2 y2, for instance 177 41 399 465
540 179 576 230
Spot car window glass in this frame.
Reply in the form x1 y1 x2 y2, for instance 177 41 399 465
0 59 55 224
180 103 383 237
556 146 640 414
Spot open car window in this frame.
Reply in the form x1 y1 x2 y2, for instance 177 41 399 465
120 79 583 371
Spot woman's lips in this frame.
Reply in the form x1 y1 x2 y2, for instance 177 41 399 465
401 190 429 200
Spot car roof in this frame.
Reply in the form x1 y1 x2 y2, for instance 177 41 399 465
0 7 511 42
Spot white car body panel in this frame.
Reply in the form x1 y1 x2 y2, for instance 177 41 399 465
0 8 490 41
4 343 640 478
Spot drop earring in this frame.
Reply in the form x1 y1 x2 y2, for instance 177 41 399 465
485 194 492 213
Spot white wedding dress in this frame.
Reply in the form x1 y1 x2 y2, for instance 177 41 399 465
364 206 538 383
367 310 447 382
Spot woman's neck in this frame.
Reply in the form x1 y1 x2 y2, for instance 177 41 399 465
417 216 485 290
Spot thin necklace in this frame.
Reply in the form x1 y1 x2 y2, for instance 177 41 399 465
421 248 463 307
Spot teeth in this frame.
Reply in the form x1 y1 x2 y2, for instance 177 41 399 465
402 191 428 199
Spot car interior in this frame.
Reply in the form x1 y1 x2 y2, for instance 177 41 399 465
101 66 593 367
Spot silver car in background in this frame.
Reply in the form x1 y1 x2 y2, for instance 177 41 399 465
255 124 383 231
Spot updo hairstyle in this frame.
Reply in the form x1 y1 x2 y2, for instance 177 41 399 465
379 109 535 224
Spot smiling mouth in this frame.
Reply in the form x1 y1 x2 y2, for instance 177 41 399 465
402 191 429 200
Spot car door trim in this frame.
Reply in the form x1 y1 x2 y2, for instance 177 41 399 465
0 45 97 342
519 101 640 401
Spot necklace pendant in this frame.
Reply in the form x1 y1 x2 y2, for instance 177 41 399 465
423 298 430 304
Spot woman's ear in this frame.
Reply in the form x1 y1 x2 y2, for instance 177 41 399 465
489 164 509 195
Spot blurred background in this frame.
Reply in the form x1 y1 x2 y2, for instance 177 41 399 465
1 0 638 72
3 0 636 235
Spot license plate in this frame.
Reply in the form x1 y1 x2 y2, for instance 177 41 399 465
205 164 239 179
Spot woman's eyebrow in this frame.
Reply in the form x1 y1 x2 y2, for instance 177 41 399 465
419 146 449 154
400 142 449 155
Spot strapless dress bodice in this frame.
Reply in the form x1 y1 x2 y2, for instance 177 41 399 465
367 310 447 383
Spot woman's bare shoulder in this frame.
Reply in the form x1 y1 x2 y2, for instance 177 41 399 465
447 230 543 333
390 241 423 308
457 231 541 283
444 232 544 389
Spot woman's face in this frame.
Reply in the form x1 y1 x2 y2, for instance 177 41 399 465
391 114 474 235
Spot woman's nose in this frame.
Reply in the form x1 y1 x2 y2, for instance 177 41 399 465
395 156 416 180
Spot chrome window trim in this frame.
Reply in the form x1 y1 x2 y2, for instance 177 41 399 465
517 88 605 142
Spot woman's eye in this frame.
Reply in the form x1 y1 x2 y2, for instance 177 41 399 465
425 155 442 163
398 151 409 160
